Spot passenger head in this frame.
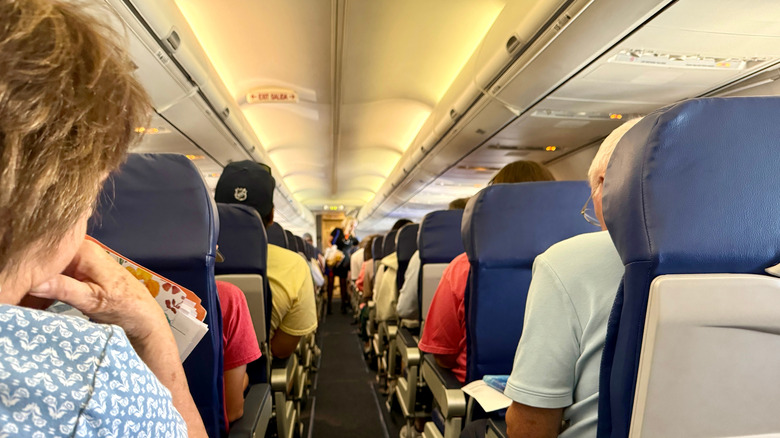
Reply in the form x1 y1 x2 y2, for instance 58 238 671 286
391 219 413 231
341 216 357 235
448 198 470 210
303 233 313 245
0 0 150 283
215 160 276 228
489 160 555 185
586 118 642 230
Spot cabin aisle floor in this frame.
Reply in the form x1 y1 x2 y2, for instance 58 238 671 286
301 297 403 438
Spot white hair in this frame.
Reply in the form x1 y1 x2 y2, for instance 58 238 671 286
587 118 642 189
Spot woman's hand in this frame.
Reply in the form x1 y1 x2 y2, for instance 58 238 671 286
28 236 168 344
28 236 208 437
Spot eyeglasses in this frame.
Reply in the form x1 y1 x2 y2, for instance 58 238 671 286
581 192 601 227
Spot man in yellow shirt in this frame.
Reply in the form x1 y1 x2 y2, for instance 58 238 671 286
215 161 318 358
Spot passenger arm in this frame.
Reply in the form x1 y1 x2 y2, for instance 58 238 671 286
223 365 249 422
270 330 302 359
505 401 563 438
29 239 207 437
434 353 459 369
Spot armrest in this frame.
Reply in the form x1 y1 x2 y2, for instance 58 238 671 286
422 354 467 418
228 384 272 438
397 327 420 366
271 355 296 392
486 418 507 438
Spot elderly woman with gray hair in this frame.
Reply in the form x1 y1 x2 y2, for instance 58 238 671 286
0 0 206 436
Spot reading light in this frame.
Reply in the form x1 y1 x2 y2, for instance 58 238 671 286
185 154 205 160
545 146 557 152
609 114 623 120
134 127 164 134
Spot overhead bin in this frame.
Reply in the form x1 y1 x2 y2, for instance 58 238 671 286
358 0 673 226
104 0 314 229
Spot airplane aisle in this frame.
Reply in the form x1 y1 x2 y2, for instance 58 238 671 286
305 298 401 438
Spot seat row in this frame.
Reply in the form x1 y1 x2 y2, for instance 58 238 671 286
362 97 780 438
88 153 324 438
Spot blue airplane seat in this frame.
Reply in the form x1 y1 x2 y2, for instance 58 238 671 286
285 230 296 252
462 181 597 382
215 203 272 384
417 210 465 323
88 153 225 437
295 235 306 256
383 229 399 257
371 234 385 272
396 223 419 291
266 222 287 248
598 97 780 437
215 204 268 278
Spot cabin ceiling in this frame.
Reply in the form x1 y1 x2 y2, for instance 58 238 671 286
171 0 505 213
123 0 780 236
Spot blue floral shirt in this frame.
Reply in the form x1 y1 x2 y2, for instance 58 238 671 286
0 305 187 437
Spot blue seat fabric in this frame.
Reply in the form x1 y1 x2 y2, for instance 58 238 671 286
462 182 597 382
372 235 385 261
215 203 272 384
416 210 465 321
88 153 225 437
266 222 287 249
295 235 306 255
396 223 419 290
598 97 780 437
383 229 399 257
285 230 296 252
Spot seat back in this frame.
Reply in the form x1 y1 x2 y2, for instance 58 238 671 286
88 153 224 437
396 223 419 291
285 230 296 251
628 274 780 437
214 203 270 346
598 97 780 437
417 210 465 323
463 182 596 382
372 234 385 274
295 235 306 257
383 229 399 256
266 222 287 248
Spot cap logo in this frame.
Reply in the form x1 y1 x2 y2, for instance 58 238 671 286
234 187 248 202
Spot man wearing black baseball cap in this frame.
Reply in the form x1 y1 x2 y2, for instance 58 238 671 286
215 160 317 359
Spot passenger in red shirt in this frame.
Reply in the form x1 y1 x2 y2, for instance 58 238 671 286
418 161 556 385
217 281 262 423
418 252 471 382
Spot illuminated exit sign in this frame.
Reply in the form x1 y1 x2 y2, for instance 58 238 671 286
246 87 299 104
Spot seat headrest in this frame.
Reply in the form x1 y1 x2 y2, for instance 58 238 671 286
89 153 219 270
604 96 780 275
266 222 287 248
294 235 305 254
215 203 267 276
284 230 295 251
600 96 780 437
396 223 420 263
383 229 399 255
418 210 465 264
462 181 597 381
463 182 596 269
372 235 385 260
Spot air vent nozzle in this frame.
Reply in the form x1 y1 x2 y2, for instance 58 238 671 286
165 30 181 51
506 34 522 54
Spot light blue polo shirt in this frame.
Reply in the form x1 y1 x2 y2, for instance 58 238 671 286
505 231 623 438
